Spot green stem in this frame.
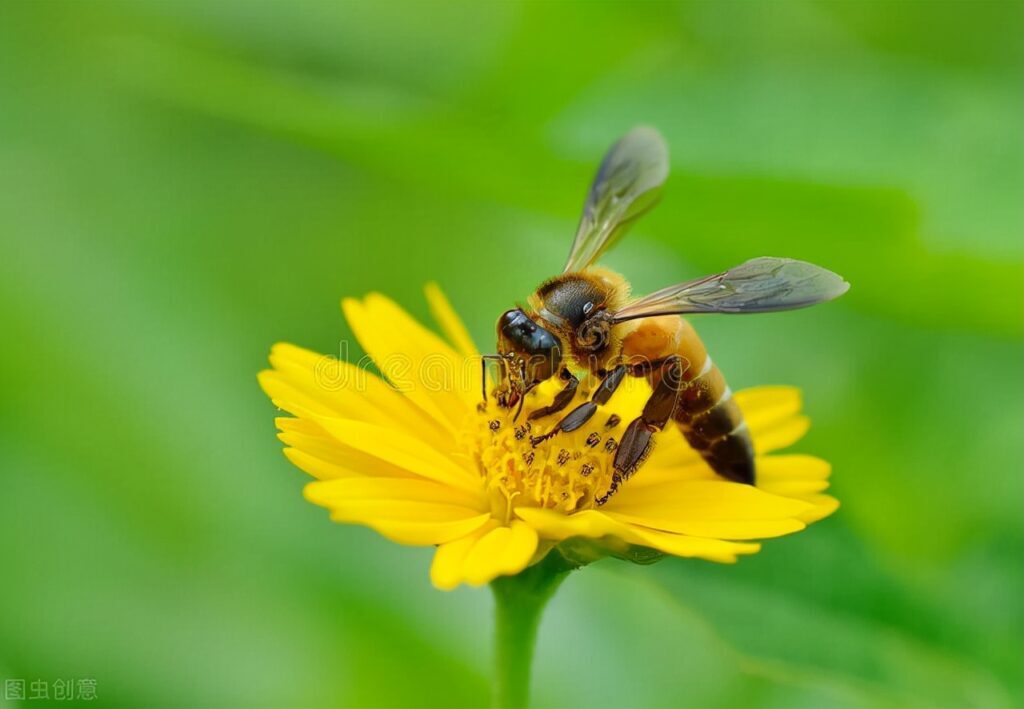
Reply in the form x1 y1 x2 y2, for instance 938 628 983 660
489 551 576 709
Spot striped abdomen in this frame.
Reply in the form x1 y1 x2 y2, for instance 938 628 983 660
622 317 755 484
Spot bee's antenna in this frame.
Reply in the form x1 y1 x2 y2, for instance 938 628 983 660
480 355 502 403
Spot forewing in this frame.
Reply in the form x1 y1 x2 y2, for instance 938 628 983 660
612 257 849 321
563 126 669 273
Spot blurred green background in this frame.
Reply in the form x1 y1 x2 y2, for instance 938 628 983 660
2 1 1022 706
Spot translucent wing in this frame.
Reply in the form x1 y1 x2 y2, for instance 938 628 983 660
612 257 849 321
563 126 669 273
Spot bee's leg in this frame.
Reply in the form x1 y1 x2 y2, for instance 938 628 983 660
527 369 579 421
600 356 684 505
530 365 627 445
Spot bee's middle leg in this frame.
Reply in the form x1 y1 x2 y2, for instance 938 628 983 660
530 365 627 445
599 356 685 505
527 369 579 421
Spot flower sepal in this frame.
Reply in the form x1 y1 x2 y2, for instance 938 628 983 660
556 535 666 568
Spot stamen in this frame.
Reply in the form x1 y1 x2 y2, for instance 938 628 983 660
471 386 622 518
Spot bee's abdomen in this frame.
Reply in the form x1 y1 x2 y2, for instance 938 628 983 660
621 316 755 484
673 350 755 486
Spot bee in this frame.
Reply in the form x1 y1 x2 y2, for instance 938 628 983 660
486 126 848 500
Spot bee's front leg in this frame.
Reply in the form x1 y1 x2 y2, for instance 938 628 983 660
523 368 577 420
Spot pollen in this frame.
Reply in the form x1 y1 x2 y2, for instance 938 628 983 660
468 389 627 522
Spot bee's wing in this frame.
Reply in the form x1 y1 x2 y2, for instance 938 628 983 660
611 257 849 321
563 126 669 273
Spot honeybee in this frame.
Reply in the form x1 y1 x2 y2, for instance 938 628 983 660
487 126 848 501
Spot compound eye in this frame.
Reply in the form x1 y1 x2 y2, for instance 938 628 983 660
498 310 519 328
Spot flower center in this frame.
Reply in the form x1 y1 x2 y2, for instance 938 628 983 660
467 382 629 522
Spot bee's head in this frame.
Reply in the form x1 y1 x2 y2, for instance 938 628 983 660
494 309 562 406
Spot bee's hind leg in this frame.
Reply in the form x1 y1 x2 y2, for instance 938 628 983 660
599 356 684 505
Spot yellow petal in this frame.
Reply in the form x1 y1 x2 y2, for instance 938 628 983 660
266 343 452 444
756 455 832 496
460 521 540 586
277 418 356 466
793 494 840 523
319 499 481 522
734 386 812 453
623 525 761 563
284 448 364 481
753 416 811 454
363 292 478 409
735 386 802 430
267 346 390 422
312 416 481 494
643 424 701 462
627 425 714 488
614 450 832 499
277 419 417 480
310 488 492 545
430 521 499 590
356 514 492 546
604 386 811 489
343 295 474 430
515 508 759 562
258 370 339 419
305 476 485 511
626 460 715 489
276 416 327 436
604 480 813 539
425 282 479 359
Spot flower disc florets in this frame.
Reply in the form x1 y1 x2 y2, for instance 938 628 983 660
470 386 626 522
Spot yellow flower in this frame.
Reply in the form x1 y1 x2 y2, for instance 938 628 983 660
259 284 838 590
